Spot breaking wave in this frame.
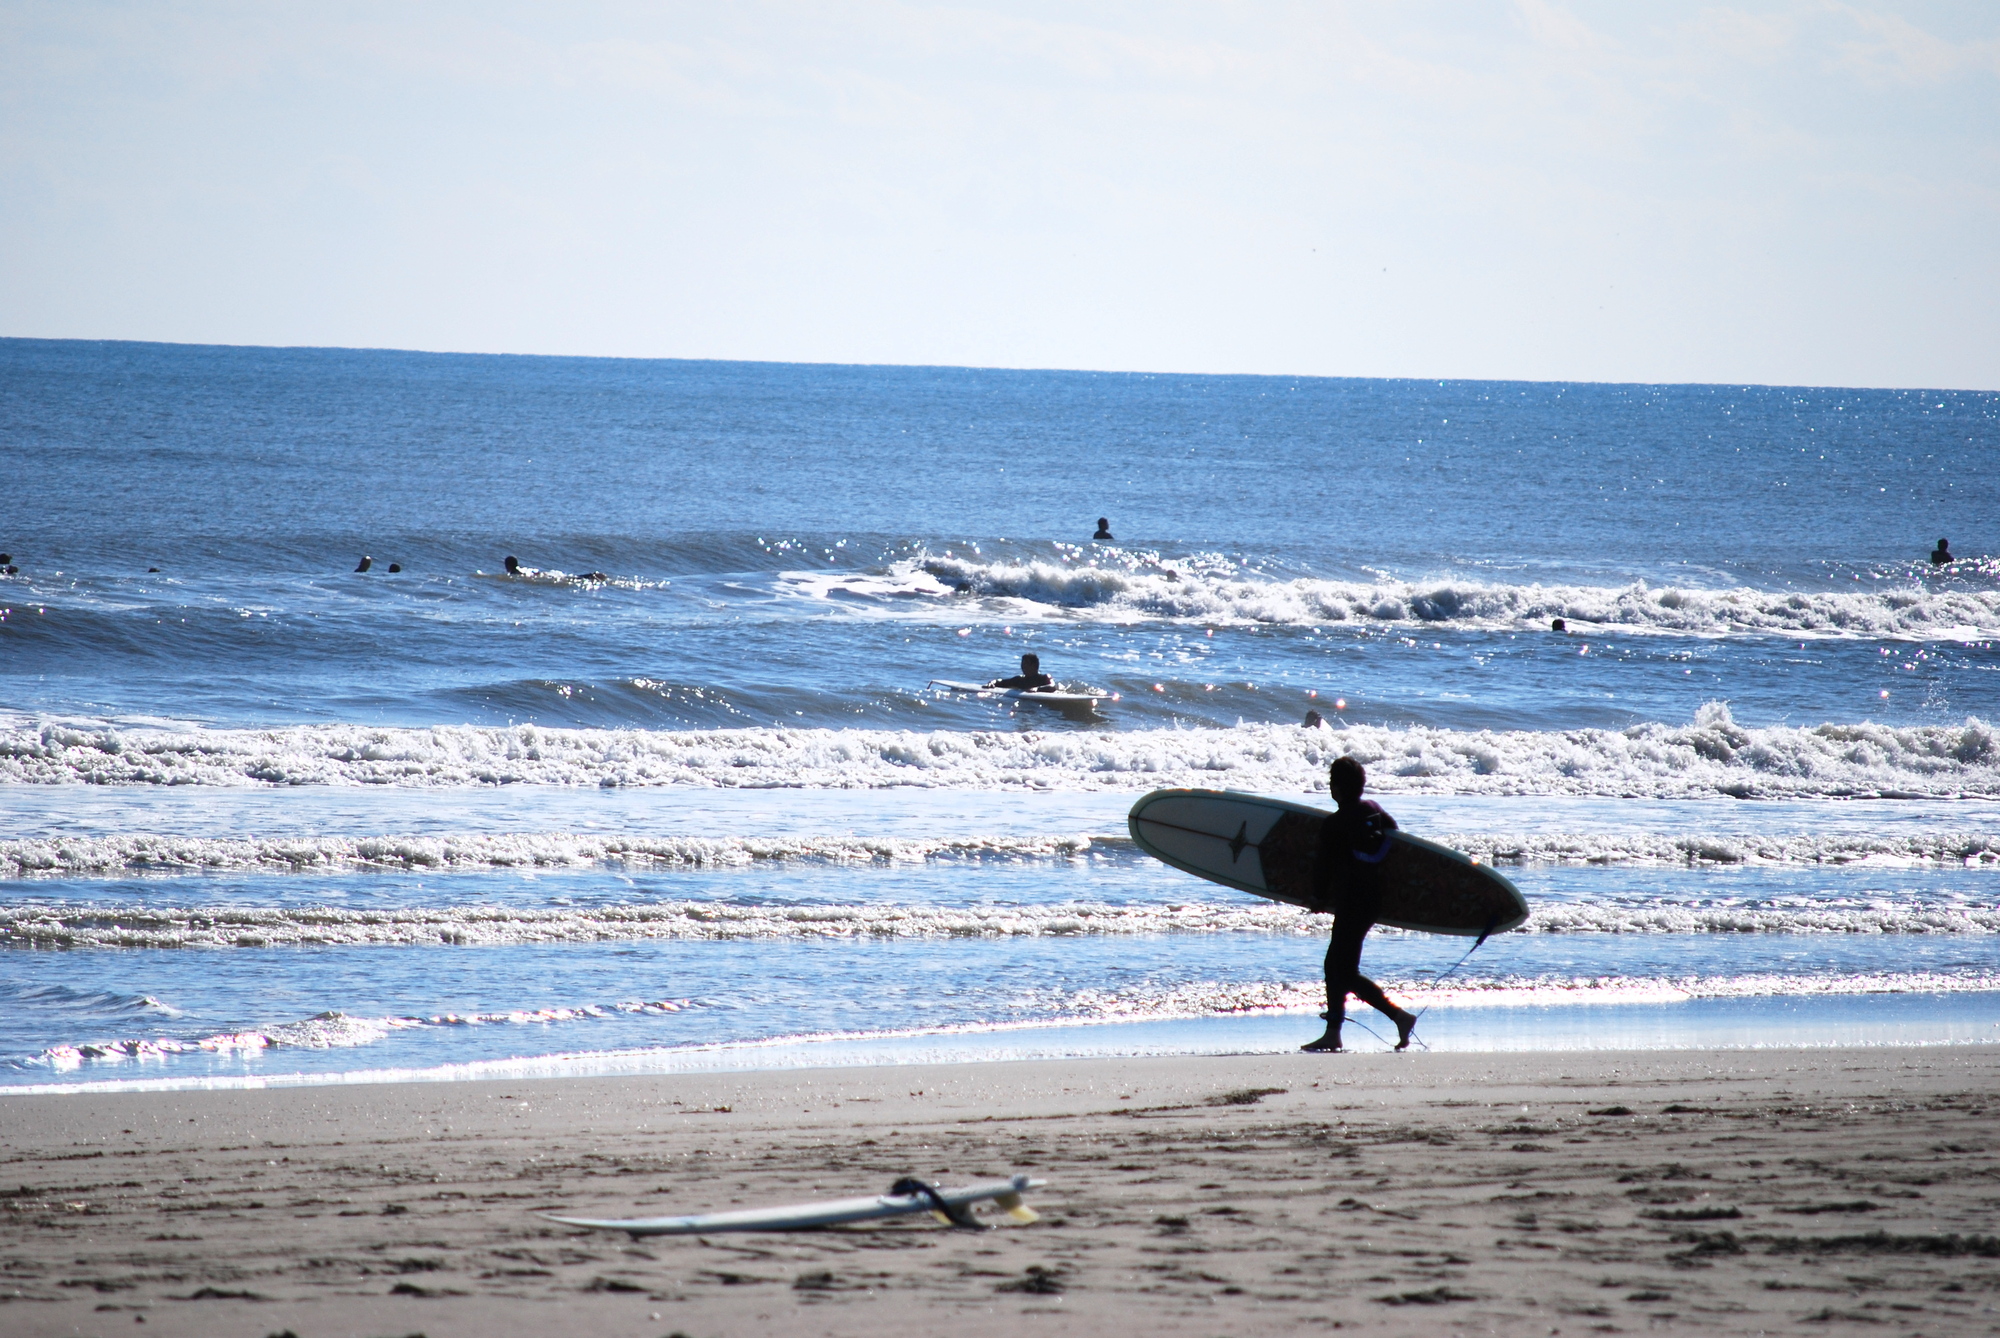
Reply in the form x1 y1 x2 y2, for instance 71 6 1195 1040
0 831 1096 877
910 554 2000 639
1455 831 2000 869
4 827 1999 880
7 897 1998 950
0 899 1317 948
4 703 1995 797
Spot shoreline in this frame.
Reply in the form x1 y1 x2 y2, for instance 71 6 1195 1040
11 989 2000 1097
3 1044 1995 1335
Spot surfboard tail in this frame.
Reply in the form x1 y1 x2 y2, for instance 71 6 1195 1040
994 1190 1040 1224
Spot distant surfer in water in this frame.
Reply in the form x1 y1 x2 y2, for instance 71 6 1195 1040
1931 539 1954 565
1093 517 1115 541
1303 756 1417 1053
501 554 608 583
988 652 1056 692
354 555 372 573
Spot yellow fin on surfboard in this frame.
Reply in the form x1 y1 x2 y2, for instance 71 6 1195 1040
994 1190 1039 1223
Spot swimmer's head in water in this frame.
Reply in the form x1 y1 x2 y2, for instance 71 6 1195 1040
504 555 521 574
1551 617 1566 632
354 555 372 573
1329 755 1366 804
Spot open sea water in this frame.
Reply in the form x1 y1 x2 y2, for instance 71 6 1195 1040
3 337 1997 1091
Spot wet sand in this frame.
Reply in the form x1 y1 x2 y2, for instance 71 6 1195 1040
2 1045 1997 1336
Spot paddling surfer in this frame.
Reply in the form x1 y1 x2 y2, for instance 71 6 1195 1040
1303 756 1418 1053
988 652 1056 692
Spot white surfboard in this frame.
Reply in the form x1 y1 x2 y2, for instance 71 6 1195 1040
1128 789 1529 937
930 679 1105 706
544 1174 1044 1237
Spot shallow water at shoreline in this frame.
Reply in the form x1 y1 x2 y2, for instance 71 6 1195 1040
9 993 1997 1097
6 825 1995 1086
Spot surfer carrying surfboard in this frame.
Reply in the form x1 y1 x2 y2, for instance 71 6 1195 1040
1303 757 1419 1053
987 652 1056 692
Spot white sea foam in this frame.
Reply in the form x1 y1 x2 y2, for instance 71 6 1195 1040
1524 904 2000 934
0 831 1096 877
3 825 1997 879
4 704 1994 797
0 900 1315 949
1454 831 2000 868
35 999 690 1070
909 555 2000 639
6 897 1997 950
1052 971 2000 1019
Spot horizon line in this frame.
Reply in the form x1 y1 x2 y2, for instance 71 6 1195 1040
2 333 1990 398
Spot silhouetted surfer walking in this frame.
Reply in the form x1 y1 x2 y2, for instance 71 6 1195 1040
1303 756 1417 1053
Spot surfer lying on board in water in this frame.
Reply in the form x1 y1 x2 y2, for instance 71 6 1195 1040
987 652 1057 692
1303 756 1419 1053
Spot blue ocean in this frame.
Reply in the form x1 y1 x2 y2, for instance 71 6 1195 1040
3 337 1997 1090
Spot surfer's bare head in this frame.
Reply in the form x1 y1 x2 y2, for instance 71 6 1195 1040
504 555 521 574
1020 653 1040 673
1329 755 1366 805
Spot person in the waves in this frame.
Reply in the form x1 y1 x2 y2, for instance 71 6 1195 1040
1303 756 1418 1053
987 652 1056 692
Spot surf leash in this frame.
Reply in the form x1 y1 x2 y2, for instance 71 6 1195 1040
888 1177 988 1230
1400 914 1500 1051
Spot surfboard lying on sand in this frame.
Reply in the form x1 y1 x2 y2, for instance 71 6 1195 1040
930 679 1106 707
1128 789 1528 937
544 1174 1045 1237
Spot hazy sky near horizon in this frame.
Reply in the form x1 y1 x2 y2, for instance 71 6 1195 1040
3 2 1997 388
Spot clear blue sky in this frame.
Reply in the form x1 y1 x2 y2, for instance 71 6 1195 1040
3 1 1996 387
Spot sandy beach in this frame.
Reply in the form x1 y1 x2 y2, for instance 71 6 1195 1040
1 1045 1995 1337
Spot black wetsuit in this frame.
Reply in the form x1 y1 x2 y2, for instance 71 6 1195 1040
1317 799 1400 1026
990 673 1056 691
